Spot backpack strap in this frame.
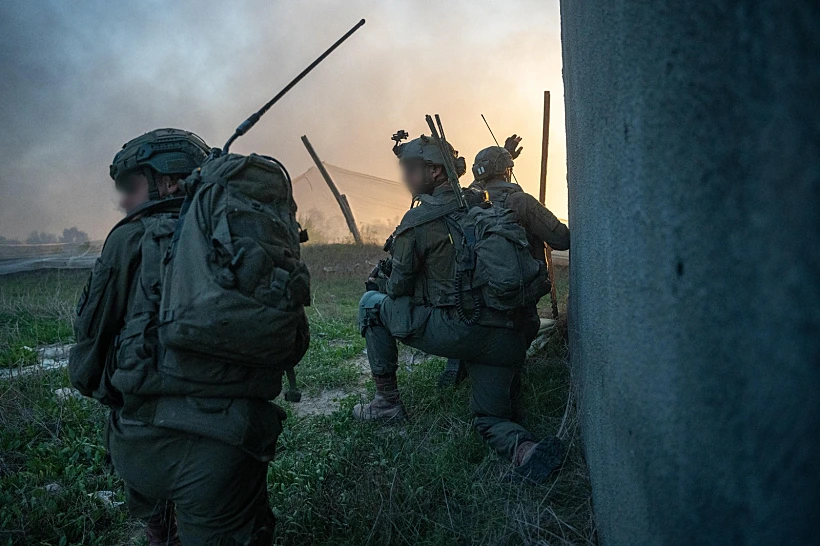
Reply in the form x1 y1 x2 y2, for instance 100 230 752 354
111 198 184 231
395 198 461 237
284 367 301 402
487 180 521 192
102 198 184 251
165 172 203 264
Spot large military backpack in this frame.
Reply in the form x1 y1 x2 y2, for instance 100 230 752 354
396 190 549 324
158 153 310 397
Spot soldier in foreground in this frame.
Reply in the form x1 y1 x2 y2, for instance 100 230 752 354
439 138 571 387
353 131 564 482
69 129 281 545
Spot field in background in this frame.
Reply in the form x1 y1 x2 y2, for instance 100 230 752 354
0 245 594 545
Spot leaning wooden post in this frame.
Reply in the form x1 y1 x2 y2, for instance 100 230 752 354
301 135 363 244
539 91 560 320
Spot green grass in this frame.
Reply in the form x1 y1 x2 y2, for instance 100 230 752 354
0 270 87 369
0 245 594 545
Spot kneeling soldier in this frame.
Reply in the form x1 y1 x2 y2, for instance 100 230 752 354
439 141 571 387
353 133 563 482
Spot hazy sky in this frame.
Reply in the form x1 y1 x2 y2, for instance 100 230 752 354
0 0 566 240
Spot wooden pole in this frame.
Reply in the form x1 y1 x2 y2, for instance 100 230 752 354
539 91 551 204
538 91 559 320
301 135 363 244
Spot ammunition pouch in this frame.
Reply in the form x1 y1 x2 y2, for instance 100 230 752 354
120 395 286 462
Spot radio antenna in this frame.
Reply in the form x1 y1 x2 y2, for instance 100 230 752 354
481 114 518 184
222 19 366 154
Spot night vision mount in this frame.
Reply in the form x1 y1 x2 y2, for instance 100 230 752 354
391 130 409 146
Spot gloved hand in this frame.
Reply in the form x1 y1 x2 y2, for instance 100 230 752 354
504 134 523 159
366 258 392 293
365 277 388 293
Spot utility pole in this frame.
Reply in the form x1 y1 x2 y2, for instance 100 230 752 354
539 91 559 320
301 135 363 244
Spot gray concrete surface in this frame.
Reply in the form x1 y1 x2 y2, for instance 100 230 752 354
559 1 819 544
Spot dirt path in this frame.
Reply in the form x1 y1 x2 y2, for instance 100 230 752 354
283 349 432 418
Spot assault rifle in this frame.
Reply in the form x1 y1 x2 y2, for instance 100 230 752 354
425 114 466 209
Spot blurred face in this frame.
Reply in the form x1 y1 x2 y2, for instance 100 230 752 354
399 160 444 196
115 172 149 212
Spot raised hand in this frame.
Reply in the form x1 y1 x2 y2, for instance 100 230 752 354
504 134 523 159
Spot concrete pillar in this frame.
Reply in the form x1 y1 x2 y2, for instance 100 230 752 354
559 2 820 544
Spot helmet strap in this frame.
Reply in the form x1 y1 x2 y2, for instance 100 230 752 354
144 167 161 201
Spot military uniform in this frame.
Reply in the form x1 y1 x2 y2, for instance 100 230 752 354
439 147 572 387
70 221 144 406
475 179 569 256
357 181 538 460
69 129 279 545
471 145 569 257
356 135 564 479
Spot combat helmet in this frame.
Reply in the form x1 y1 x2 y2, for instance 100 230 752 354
393 134 467 177
472 146 514 183
110 128 210 198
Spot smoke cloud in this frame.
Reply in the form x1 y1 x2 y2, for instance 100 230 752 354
0 0 566 240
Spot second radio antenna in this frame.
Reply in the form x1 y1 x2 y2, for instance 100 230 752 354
481 114 518 184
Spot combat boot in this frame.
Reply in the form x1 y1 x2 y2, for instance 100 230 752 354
511 436 565 484
352 373 407 421
437 358 468 388
144 503 181 546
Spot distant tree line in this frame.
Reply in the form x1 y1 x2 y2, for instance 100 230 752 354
0 227 90 245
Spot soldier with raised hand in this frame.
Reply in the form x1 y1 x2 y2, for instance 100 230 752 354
438 137 571 387
475 136 569 255
69 129 279 545
353 133 564 483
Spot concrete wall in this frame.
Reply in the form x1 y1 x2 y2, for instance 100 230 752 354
559 2 820 544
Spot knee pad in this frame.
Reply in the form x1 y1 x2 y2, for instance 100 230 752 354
358 291 388 335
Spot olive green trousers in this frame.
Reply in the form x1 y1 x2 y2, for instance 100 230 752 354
362 293 536 460
107 411 275 545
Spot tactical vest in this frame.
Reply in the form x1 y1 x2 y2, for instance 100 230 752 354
476 179 521 209
395 188 549 325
